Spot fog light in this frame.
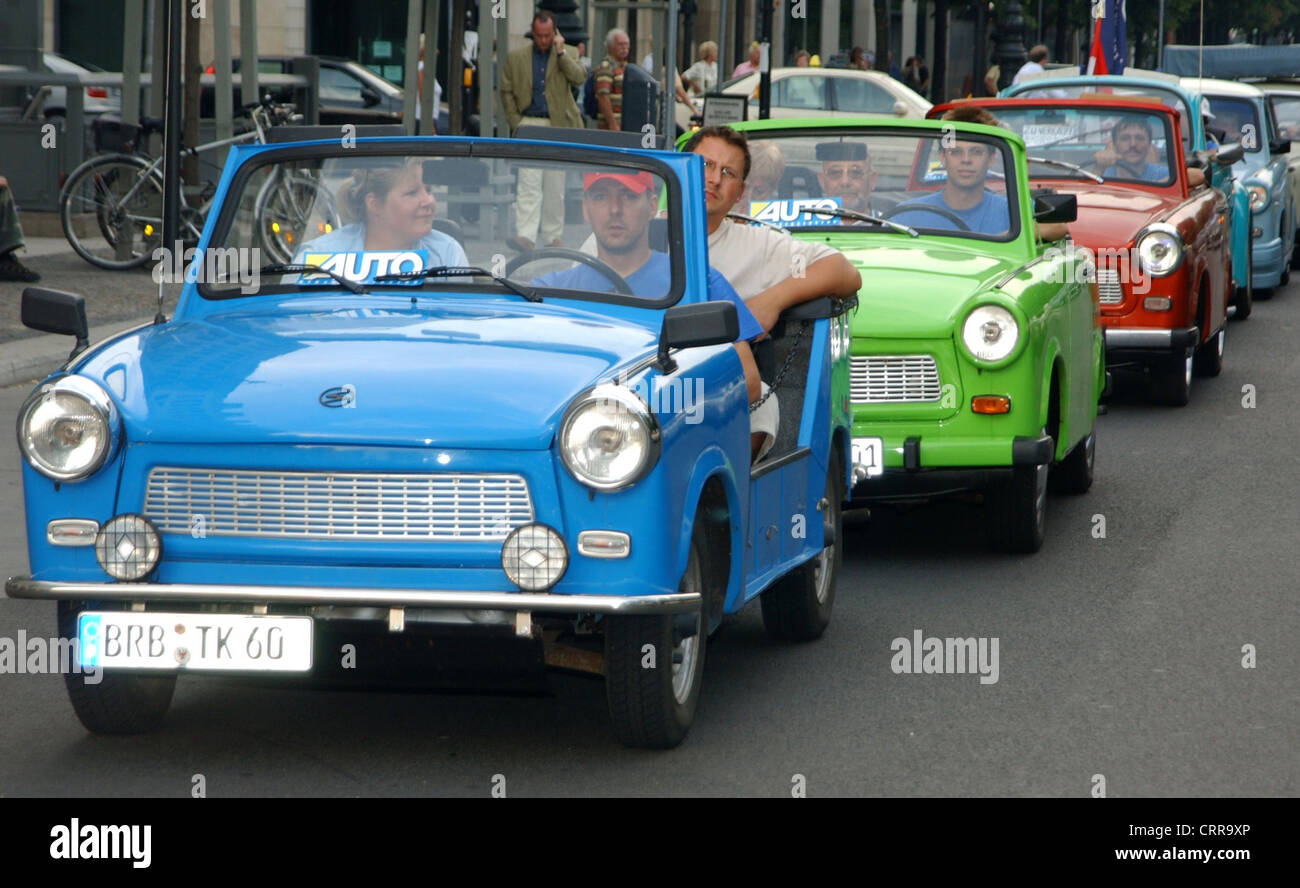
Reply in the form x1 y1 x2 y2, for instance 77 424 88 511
577 530 631 559
971 395 1011 414
501 523 568 591
94 514 161 581
1143 296 1172 311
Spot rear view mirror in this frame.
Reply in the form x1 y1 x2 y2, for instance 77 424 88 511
1032 190 1077 223
22 287 89 359
1214 142 1244 165
657 301 738 372
1269 137 1292 155
360 85 382 107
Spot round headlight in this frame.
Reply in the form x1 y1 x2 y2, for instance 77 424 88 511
559 383 661 491
17 376 119 481
501 523 568 591
95 514 162 581
961 304 1020 363
1247 185 1268 213
1136 225 1184 276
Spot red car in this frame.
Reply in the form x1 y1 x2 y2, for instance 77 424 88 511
930 97 1240 405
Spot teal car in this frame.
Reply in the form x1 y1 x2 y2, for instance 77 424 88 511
724 118 1103 553
1003 72 1256 317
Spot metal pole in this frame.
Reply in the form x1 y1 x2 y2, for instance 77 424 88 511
403 0 421 134
123 0 143 124
238 0 258 108
480 2 496 138
495 9 507 136
758 0 772 118
717 0 728 81
663 0 678 141
1157 0 1165 69
450 0 465 134
422 0 440 136
213 0 232 144
161 0 182 323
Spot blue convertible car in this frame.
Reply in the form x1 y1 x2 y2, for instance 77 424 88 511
8 133 854 748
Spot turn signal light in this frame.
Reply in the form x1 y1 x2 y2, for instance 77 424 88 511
971 395 1011 414
1143 296 1172 311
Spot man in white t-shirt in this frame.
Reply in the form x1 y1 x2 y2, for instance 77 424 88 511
681 125 862 333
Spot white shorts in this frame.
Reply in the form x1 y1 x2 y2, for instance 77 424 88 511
751 382 779 462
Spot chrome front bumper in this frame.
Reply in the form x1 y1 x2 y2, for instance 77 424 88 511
3 576 700 616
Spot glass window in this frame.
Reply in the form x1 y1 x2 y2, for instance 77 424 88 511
774 75 826 110
319 67 364 104
997 106 1178 187
832 77 897 115
1269 95 1300 141
1204 96 1262 152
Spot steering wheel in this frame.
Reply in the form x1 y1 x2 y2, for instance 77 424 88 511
504 247 635 297
883 201 971 232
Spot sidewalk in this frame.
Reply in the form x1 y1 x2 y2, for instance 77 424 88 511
1 236 174 388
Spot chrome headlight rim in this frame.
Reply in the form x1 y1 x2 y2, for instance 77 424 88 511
1246 184 1269 213
959 302 1024 367
16 375 121 482
558 382 662 492
1135 223 1185 277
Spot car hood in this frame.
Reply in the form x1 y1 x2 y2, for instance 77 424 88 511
1044 182 1185 248
822 238 1017 338
74 301 660 450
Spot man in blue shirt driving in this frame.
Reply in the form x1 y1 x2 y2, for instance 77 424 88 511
1100 115 1170 182
891 120 1010 235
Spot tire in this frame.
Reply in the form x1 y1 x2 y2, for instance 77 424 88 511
59 153 163 270
57 601 176 734
1050 429 1095 495
604 518 709 749
1233 246 1253 318
256 171 340 265
1151 349 1193 406
988 449 1050 554
1193 327 1224 378
760 448 842 641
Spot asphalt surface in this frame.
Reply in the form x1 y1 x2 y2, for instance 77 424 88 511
0 278 1296 797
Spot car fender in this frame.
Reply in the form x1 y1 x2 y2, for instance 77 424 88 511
676 447 747 615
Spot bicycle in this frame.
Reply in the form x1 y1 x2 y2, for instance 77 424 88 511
58 98 339 270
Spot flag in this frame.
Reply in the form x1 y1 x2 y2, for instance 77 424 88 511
1083 0 1127 76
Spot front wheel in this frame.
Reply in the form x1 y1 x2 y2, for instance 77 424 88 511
59 153 163 270
760 449 842 640
1151 349 1193 406
604 520 708 749
57 601 176 734
1050 429 1095 495
1193 327 1224 378
1233 246 1254 318
989 439 1050 553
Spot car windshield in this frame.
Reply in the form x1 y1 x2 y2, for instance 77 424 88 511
205 148 681 305
1012 83 1194 152
997 106 1177 187
737 129 1020 241
1269 93 1300 140
1202 95 1262 153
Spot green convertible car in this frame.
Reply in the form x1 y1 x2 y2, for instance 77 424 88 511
726 118 1104 552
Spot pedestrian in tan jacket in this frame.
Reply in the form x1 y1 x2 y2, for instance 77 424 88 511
499 10 585 250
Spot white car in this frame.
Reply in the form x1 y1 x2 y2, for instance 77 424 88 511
37 51 121 120
716 67 931 119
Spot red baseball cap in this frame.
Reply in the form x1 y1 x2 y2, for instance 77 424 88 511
583 171 654 194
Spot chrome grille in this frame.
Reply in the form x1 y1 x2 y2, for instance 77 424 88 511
143 468 533 541
1097 267 1123 305
850 355 943 403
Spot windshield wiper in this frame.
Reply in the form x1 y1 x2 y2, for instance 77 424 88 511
1027 155 1105 184
374 265 542 302
807 206 919 236
258 262 368 294
726 211 793 234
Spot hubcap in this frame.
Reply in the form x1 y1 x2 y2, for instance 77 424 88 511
1183 353 1193 386
671 550 702 705
1033 461 1048 530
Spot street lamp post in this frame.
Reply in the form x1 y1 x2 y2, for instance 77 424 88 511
993 0 1027 91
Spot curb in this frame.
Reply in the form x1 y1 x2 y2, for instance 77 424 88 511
1 317 152 390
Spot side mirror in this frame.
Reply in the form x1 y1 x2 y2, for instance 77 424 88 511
892 101 907 117
360 85 382 107
657 301 738 372
1270 137 1292 155
22 287 89 359
1214 142 1244 165
1032 190 1077 223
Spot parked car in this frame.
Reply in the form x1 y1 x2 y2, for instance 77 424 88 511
1182 77 1296 294
1254 79 1300 267
952 98 1238 405
35 51 121 120
204 56 451 134
722 117 1102 552
717 67 931 120
1003 71 1255 317
7 131 853 749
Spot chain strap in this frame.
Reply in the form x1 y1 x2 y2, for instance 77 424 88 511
750 321 807 414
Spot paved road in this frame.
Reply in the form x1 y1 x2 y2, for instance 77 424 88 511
0 285 1296 797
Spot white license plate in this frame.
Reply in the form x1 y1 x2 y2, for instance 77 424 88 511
77 612 313 672
851 436 885 477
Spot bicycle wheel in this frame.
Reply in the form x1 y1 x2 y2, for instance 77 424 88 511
60 153 164 270
255 171 340 265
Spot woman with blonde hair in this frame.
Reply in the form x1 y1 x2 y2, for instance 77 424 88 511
683 41 719 96
300 157 468 266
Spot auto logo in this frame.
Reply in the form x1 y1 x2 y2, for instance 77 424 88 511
319 384 356 408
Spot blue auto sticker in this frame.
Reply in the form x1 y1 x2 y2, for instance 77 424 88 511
747 197 843 226
297 250 429 285
922 161 948 183
77 613 102 668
